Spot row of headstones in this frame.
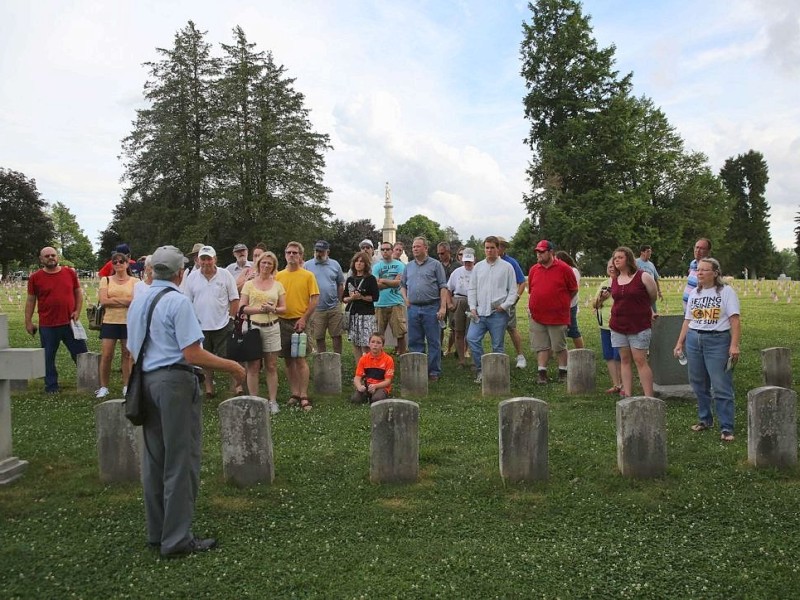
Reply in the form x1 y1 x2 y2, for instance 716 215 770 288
41 345 798 398
96 385 798 486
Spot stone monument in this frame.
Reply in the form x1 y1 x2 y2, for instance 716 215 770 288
650 315 693 400
0 314 45 485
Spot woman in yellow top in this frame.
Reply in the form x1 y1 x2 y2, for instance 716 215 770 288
240 251 286 414
96 251 137 398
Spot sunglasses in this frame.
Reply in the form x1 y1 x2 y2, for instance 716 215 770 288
112 259 127 264
285 250 300 255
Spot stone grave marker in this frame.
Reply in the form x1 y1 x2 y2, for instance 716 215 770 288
95 399 143 482
482 353 510 396
761 347 792 389
650 315 693 400
399 352 428 397
616 396 667 478
0 314 45 485
218 396 274 486
498 397 548 483
76 352 101 392
747 386 797 469
313 352 342 395
566 348 595 394
370 399 418 484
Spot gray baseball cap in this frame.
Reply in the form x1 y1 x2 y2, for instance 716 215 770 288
152 245 188 278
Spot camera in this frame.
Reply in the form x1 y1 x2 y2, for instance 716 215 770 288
601 286 610 292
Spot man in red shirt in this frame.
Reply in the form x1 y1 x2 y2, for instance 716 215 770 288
25 246 88 393
527 240 578 384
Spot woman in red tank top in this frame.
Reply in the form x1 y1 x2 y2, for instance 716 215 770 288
603 247 657 397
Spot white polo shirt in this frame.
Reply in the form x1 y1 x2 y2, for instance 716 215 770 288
183 267 239 331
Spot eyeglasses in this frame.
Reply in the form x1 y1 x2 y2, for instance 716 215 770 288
285 250 300 255
380 247 392 251
112 259 127 264
457 253 463 257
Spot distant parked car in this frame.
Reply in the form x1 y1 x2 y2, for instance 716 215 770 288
78 269 96 278
12 271 29 281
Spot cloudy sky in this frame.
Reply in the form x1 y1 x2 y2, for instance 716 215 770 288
1 0 798 253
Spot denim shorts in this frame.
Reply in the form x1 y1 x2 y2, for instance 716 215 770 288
610 328 652 350
566 305 581 338
600 328 621 361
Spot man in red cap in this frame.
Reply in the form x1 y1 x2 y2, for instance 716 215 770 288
527 240 577 384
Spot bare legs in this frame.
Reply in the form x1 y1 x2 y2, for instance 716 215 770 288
100 338 132 389
618 346 653 396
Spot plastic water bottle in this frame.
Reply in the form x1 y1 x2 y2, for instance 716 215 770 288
466 311 479 324
291 332 300 357
298 332 307 356
677 351 687 366
438 318 446 330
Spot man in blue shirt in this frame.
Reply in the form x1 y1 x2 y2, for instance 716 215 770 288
128 245 245 558
304 240 345 354
400 237 448 380
373 241 407 354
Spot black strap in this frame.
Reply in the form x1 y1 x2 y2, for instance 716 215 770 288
135 287 176 365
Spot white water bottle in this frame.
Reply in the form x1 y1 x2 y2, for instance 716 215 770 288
291 332 300 357
298 332 307 356
677 351 687 366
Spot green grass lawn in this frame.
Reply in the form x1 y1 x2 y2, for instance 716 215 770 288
1 276 799 598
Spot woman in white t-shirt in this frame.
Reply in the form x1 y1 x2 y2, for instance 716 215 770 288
673 258 741 442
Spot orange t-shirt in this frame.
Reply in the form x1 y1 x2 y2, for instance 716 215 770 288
355 351 395 395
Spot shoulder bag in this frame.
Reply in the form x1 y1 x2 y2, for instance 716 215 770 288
125 287 176 426
227 306 263 363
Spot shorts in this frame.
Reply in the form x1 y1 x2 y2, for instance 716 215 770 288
310 306 344 340
611 328 652 350
566 305 582 338
252 321 281 354
100 323 127 340
506 302 518 330
529 320 567 353
451 296 470 333
202 321 234 358
278 318 309 359
348 313 377 347
600 328 621 361
375 304 407 338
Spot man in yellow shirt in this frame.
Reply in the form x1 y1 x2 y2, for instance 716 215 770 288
275 241 319 410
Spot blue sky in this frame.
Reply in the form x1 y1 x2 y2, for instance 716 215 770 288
1 0 797 255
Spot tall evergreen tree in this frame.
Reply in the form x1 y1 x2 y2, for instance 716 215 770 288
214 27 331 251
719 150 774 278
116 21 221 253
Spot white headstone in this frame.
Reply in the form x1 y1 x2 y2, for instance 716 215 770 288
0 314 45 485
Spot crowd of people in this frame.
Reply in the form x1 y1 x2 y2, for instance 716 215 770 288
22 234 742 556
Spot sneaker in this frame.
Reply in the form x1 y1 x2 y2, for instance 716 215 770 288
516 354 527 369
268 400 280 414
474 372 483 384
95 387 109 398
536 371 548 385
122 386 128 396
558 369 568 382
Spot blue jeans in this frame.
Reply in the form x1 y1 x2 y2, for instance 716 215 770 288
407 303 442 377
466 311 509 372
686 329 735 432
39 324 88 392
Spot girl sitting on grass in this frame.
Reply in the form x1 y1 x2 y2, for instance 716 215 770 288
351 333 394 404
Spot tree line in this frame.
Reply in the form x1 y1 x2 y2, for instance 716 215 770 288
3 10 799 279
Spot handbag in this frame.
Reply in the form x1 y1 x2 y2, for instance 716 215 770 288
125 287 175 426
227 307 263 363
86 304 105 331
87 277 110 331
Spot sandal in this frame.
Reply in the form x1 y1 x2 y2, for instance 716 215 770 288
606 385 622 394
720 431 735 442
300 397 313 412
691 423 711 432
287 395 301 406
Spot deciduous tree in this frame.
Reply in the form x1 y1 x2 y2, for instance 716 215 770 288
50 202 94 270
0 168 54 278
397 215 445 251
